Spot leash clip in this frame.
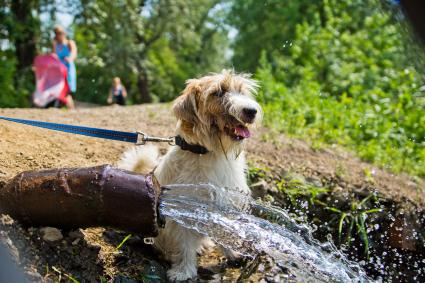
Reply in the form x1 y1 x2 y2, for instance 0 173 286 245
136 132 176 146
136 132 148 145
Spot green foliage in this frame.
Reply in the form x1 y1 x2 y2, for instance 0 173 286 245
0 52 30 107
231 0 425 176
228 0 322 72
246 166 268 185
1 0 228 106
0 0 40 107
74 0 228 104
325 194 382 258
276 178 329 206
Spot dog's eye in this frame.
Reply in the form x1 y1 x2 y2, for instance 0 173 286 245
214 90 225 97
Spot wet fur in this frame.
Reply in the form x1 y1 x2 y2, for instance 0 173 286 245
119 70 261 281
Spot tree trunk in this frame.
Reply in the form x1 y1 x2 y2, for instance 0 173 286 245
137 70 152 103
10 0 38 73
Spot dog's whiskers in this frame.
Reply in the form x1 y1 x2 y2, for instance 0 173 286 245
218 135 229 161
235 149 242 160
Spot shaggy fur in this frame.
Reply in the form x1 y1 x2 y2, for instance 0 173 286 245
119 70 261 281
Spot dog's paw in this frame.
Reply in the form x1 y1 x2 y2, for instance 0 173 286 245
220 247 247 267
221 246 241 261
197 238 215 255
167 265 197 282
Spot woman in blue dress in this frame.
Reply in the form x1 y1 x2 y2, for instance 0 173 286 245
53 25 77 109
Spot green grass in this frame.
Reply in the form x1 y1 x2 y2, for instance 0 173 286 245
276 178 329 206
50 266 80 283
257 85 425 178
325 194 383 258
247 166 268 186
138 273 162 283
115 234 132 251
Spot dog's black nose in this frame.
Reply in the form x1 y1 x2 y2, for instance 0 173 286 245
242 107 257 121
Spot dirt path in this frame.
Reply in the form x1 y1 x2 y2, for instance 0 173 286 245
1 104 422 205
0 104 423 282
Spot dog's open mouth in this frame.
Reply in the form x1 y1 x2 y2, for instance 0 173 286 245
224 123 251 140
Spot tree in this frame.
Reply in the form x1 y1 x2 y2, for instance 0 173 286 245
0 0 62 107
228 0 322 73
0 0 44 106
74 0 228 104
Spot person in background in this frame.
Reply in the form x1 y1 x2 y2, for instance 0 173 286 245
53 25 77 109
107 77 127 106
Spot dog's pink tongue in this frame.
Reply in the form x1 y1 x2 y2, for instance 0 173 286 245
235 125 251 138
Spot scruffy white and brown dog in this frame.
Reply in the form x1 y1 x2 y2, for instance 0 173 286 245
118 70 261 281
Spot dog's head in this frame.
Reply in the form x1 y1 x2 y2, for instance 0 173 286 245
173 70 261 155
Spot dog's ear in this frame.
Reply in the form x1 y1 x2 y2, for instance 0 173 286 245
173 79 200 123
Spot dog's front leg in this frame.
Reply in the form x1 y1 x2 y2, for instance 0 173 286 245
164 226 204 281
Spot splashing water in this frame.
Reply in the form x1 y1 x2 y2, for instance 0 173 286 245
159 183 373 282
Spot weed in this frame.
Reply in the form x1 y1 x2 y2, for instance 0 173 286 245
310 140 323 151
325 194 383 258
247 166 268 185
51 266 80 283
276 177 329 206
335 164 346 179
116 233 132 251
362 168 375 183
139 273 162 283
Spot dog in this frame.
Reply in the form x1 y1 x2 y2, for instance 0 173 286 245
118 70 262 281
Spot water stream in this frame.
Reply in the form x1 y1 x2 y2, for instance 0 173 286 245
158 183 373 282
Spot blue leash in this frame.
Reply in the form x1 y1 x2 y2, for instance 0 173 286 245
0 115 176 145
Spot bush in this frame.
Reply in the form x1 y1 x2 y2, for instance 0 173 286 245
0 51 30 108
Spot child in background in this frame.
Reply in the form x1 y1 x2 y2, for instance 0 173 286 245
107 77 127 106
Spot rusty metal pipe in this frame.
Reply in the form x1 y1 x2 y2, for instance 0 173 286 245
0 165 161 237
